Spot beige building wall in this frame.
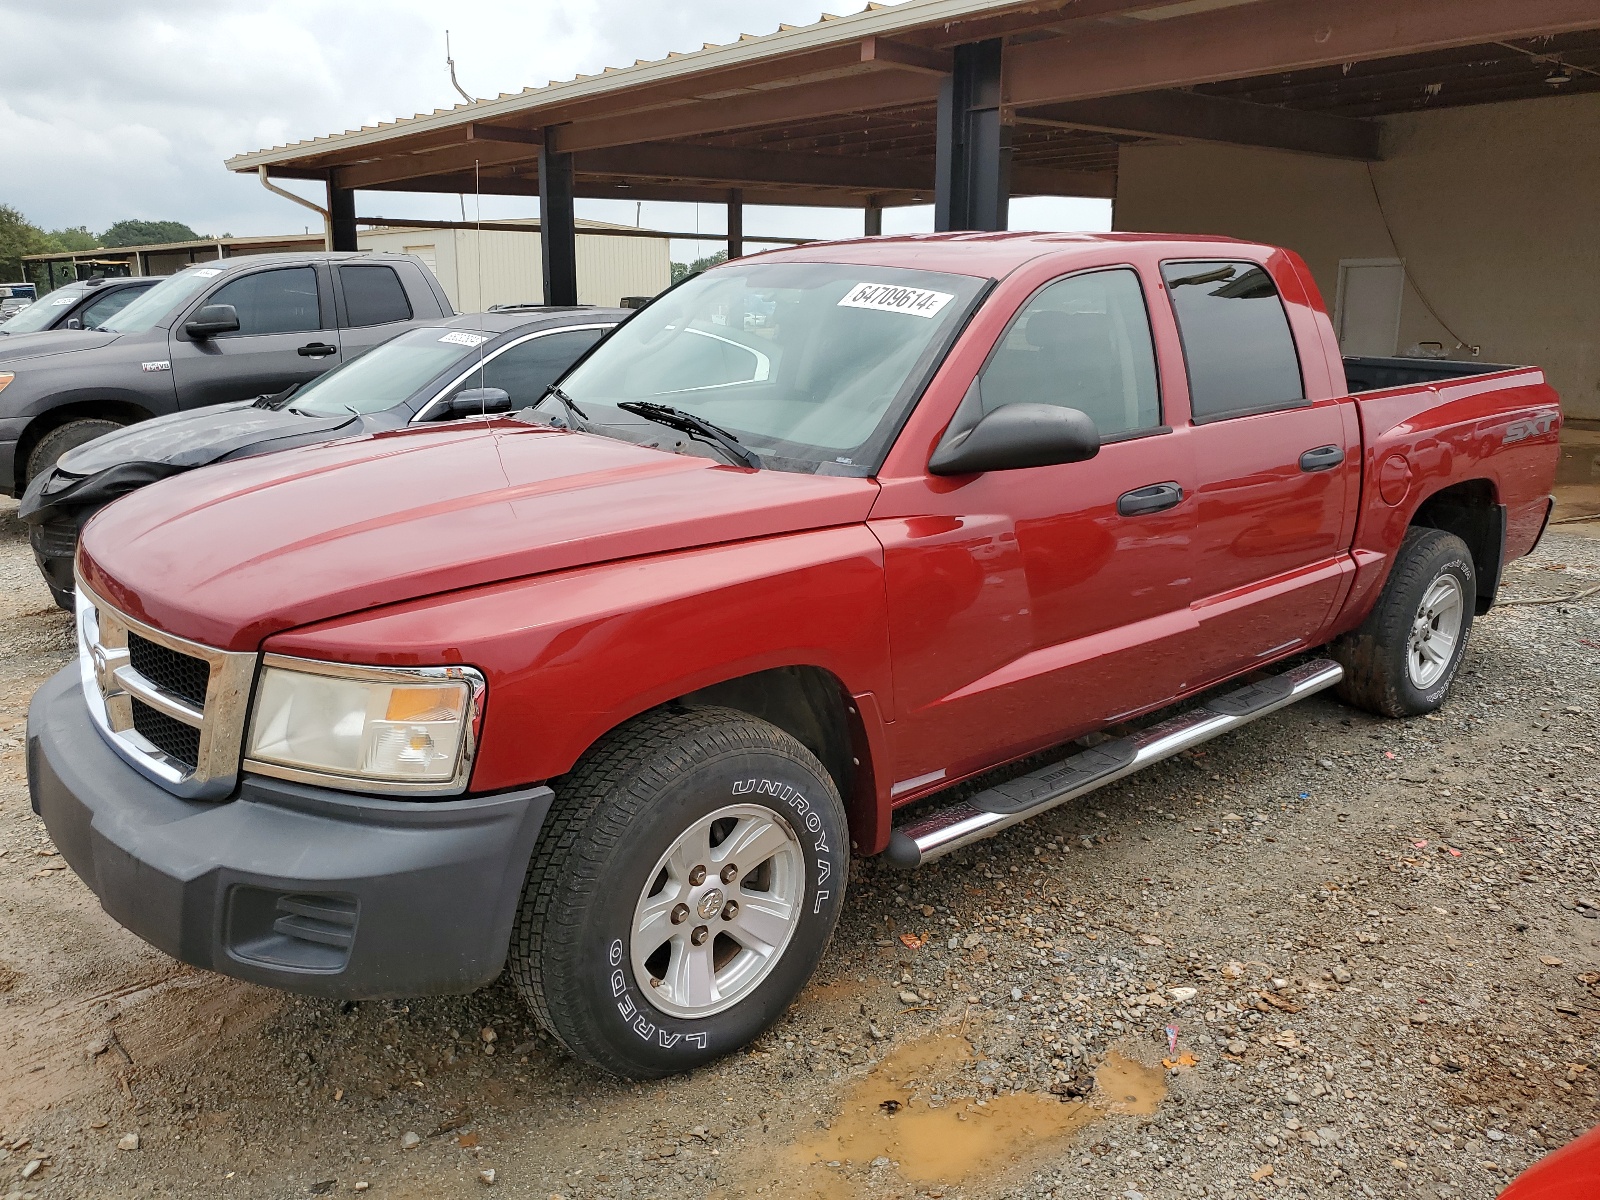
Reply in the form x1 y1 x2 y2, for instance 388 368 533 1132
356 223 670 312
1113 92 1600 419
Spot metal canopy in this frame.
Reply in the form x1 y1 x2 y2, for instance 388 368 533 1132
225 0 1600 224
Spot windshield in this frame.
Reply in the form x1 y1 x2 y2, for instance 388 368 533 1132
0 282 90 333
97 268 219 334
289 326 492 417
533 261 988 473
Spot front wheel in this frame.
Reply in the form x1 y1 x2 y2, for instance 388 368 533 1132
509 706 848 1078
24 418 125 487
1333 526 1476 717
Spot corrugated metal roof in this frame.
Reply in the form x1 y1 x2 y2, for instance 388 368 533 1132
224 0 1043 171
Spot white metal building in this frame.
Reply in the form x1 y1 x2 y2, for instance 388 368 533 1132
355 220 670 310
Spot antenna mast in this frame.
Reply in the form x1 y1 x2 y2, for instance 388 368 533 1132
446 31 474 104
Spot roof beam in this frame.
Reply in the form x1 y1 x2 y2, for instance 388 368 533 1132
580 143 1114 198
576 143 929 191
549 70 941 154
378 171 916 207
333 140 541 189
860 36 953 76
466 122 543 146
1015 89 1381 160
1006 0 1600 106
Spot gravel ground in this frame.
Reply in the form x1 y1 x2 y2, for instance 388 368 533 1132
0 497 1596 1200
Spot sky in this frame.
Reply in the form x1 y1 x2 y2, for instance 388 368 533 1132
0 0 1111 261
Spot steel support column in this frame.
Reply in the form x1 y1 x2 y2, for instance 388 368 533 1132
933 39 1010 232
539 132 579 305
864 200 883 237
327 183 358 251
727 188 744 259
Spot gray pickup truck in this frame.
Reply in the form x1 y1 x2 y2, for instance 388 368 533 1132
0 251 452 493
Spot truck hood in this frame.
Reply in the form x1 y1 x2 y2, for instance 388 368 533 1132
79 419 880 651
0 329 121 364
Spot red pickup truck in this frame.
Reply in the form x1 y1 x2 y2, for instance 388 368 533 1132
28 233 1560 1079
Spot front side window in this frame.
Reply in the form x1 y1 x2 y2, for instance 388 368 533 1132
446 327 607 412
79 284 152 330
979 268 1161 440
96 268 217 334
1161 260 1304 422
532 261 989 472
1 281 91 333
205 266 322 337
290 327 488 417
340 265 412 327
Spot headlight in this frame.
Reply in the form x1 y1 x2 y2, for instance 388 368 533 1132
245 656 485 794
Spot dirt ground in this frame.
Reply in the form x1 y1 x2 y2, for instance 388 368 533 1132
1 490 1597 1200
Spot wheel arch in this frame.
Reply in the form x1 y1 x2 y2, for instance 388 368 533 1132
16 395 156 485
673 665 883 856
1407 478 1504 613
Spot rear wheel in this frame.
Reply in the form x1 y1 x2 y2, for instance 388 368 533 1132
24 418 124 486
509 706 848 1078
1333 526 1476 717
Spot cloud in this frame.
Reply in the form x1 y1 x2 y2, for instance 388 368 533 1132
0 0 1108 248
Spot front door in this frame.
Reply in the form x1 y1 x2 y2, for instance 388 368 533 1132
1161 259 1360 685
872 267 1198 797
169 264 340 409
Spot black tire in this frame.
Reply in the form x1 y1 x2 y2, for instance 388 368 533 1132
24 418 124 486
509 705 848 1079
1332 526 1476 717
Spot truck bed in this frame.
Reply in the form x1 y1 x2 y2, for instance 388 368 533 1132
1343 355 1518 394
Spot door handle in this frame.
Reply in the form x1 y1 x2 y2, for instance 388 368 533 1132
1117 482 1184 517
298 342 338 358
1299 444 1345 472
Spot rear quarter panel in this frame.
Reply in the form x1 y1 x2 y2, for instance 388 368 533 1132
1332 369 1561 634
263 526 894 801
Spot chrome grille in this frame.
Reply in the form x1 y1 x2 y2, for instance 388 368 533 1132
77 578 257 800
130 698 202 770
128 632 210 709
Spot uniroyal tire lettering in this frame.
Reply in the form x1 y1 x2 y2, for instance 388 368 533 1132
602 779 838 1053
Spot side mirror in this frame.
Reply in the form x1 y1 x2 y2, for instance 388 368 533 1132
929 402 1100 476
446 387 512 416
65 318 83 330
184 304 240 340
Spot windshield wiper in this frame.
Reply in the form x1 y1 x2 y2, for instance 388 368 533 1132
539 384 594 431
616 401 761 469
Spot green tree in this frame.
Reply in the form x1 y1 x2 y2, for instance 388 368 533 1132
99 219 200 247
0 205 56 282
48 226 100 251
669 249 728 284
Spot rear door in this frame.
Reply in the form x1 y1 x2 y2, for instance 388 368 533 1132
1166 258 1359 685
334 263 419 361
168 264 341 408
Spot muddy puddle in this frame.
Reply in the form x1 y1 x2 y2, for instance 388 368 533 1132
790 1033 1166 1191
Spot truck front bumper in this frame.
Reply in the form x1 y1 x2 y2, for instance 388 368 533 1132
27 667 551 998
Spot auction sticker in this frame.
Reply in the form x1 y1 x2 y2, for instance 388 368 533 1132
440 331 489 347
837 281 954 319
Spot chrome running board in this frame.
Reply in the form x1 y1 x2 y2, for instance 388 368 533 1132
884 658 1344 868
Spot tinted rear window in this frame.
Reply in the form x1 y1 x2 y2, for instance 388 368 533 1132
1161 261 1304 422
341 265 412 327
